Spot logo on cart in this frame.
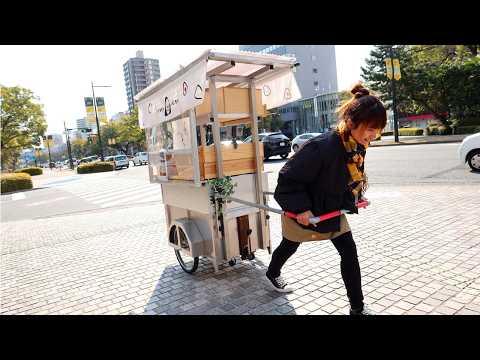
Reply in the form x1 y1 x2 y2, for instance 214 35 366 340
263 85 271 97
164 97 171 116
182 81 188 96
284 88 292 101
194 84 203 99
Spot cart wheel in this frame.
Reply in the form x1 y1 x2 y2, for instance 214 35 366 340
228 258 236 266
171 226 199 274
175 249 199 274
247 252 255 260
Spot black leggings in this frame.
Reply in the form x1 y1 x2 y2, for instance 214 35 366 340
266 231 364 310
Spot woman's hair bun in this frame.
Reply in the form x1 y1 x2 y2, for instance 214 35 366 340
351 83 370 98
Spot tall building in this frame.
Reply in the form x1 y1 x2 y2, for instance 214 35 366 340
73 118 95 140
239 45 339 137
239 45 338 98
123 50 160 111
110 112 127 123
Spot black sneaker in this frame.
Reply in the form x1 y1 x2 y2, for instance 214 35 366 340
266 273 294 293
350 304 376 315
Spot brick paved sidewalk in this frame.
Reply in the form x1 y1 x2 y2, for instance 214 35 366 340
1 183 479 315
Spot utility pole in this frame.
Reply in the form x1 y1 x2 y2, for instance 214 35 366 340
64 121 74 170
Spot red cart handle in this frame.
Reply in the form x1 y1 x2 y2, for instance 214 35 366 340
285 200 370 224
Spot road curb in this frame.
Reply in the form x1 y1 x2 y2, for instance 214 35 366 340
370 139 464 147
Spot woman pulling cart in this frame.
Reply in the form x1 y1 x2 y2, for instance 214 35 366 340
266 83 387 315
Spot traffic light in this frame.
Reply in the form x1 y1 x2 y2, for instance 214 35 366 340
81 128 92 133
87 136 93 145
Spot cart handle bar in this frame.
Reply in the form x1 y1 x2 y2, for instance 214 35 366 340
284 200 369 224
218 195 369 224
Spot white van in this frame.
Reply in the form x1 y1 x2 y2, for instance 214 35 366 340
133 152 148 166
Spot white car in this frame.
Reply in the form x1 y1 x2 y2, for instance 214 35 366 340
458 132 480 172
133 152 148 166
106 155 129 170
291 132 323 152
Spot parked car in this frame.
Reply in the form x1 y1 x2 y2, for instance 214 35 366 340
458 132 480 172
109 154 129 170
243 132 291 160
133 152 149 166
291 132 323 152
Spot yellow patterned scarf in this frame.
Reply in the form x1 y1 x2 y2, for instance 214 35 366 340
339 131 368 202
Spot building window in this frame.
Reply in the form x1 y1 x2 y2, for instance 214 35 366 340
311 55 316 61
313 68 318 73
313 81 319 87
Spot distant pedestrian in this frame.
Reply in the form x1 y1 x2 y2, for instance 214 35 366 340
266 83 387 315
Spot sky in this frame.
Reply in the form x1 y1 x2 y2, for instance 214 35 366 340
0 45 373 135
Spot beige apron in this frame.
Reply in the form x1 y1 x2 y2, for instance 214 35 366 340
281 213 351 243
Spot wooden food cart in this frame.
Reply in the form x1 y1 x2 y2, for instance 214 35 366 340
135 50 300 273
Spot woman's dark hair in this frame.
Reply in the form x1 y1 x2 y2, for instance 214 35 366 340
336 83 387 136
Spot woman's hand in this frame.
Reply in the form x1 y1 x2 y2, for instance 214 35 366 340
296 210 315 227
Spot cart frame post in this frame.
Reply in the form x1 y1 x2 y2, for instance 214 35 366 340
209 77 224 178
249 79 269 249
188 109 201 186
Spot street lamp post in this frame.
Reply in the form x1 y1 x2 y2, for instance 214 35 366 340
91 82 111 161
386 46 401 143
64 121 75 170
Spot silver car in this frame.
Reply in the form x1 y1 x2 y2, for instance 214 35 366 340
291 132 323 152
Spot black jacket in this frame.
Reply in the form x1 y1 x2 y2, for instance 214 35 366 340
274 131 360 233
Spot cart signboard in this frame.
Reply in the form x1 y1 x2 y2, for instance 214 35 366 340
256 68 301 110
137 58 207 129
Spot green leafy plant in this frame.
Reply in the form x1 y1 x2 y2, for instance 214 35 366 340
207 176 237 216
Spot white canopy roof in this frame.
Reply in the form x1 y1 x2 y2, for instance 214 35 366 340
135 49 301 129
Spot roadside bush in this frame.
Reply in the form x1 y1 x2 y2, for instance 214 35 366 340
77 161 114 174
455 126 480 134
438 126 452 135
1 173 33 193
398 128 424 136
14 167 43 176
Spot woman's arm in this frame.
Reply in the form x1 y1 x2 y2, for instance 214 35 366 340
273 140 325 214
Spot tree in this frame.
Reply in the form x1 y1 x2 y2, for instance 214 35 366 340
101 106 145 155
361 45 480 126
1 86 47 170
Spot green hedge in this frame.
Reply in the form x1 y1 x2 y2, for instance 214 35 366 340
1 173 33 193
14 167 43 176
398 128 424 136
77 161 114 174
454 126 480 135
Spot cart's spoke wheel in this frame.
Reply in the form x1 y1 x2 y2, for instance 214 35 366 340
175 249 199 274
171 226 199 274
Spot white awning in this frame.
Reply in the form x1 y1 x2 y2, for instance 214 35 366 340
135 50 301 129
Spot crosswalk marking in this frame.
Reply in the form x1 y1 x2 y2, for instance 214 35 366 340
58 177 163 208
90 185 161 206
11 193 26 201
95 189 163 208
